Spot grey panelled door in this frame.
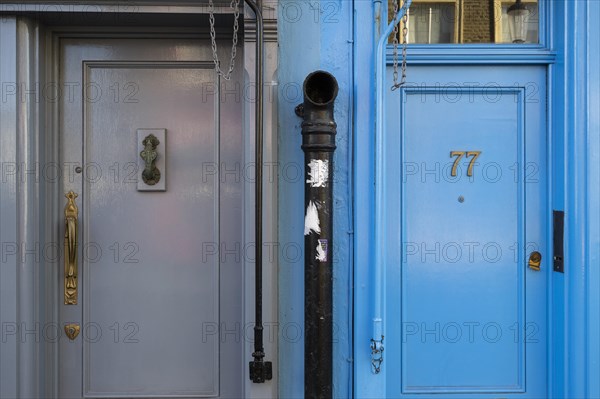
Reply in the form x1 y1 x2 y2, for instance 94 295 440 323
59 37 243 398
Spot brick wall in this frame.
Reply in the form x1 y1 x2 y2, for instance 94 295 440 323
387 0 502 43
461 0 494 42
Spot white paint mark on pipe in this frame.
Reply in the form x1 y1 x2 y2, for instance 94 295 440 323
307 159 329 188
316 244 327 262
304 200 321 236
316 239 328 262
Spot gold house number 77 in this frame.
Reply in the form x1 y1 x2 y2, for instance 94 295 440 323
450 151 482 177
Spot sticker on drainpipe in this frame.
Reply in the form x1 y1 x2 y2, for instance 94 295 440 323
316 239 328 262
307 159 329 188
304 201 321 236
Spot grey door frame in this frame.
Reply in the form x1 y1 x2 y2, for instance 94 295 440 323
0 4 278 398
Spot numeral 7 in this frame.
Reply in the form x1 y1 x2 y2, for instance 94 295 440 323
450 151 482 177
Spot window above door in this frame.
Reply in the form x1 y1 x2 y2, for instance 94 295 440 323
389 0 539 44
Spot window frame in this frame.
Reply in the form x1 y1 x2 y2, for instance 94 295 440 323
386 0 554 64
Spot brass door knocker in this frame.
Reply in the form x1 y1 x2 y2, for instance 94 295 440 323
140 134 161 185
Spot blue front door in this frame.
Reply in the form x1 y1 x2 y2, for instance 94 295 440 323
383 66 548 398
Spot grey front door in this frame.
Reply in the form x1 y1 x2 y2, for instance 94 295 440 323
59 36 244 398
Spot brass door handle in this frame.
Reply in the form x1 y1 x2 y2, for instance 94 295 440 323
64 191 79 305
528 251 542 271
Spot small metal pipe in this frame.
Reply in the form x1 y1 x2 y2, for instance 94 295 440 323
372 0 412 373
245 0 272 383
296 70 339 399
374 0 383 38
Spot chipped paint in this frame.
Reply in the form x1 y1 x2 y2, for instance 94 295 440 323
307 159 329 188
304 200 321 235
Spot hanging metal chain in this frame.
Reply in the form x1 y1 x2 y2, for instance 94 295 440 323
209 0 241 81
391 0 400 87
391 0 409 91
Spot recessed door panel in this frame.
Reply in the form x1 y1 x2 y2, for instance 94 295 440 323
59 38 243 398
403 88 525 392
84 66 219 396
385 66 547 398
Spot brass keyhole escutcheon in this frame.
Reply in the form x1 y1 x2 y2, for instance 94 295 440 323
528 251 542 271
64 323 80 341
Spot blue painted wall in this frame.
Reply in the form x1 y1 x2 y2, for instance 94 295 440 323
277 0 353 397
586 2 600 397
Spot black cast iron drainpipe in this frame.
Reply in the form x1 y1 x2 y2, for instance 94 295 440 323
245 0 273 384
295 70 339 399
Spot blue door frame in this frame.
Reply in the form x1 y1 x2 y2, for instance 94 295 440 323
353 0 600 398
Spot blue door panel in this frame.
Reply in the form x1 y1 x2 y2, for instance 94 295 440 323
403 88 525 392
384 66 548 398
